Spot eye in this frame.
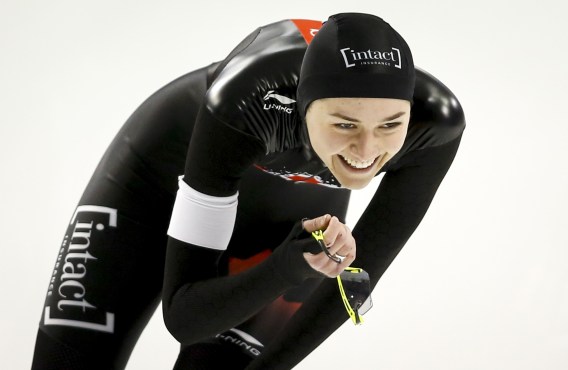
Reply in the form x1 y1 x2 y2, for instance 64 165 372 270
381 121 402 129
334 123 356 129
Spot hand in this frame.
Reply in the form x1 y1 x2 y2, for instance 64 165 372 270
301 214 356 278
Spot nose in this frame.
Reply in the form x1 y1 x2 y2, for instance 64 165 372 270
350 131 379 160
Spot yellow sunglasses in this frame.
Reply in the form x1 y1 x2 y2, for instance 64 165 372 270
310 230 373 325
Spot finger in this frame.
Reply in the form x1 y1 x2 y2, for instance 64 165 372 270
303 252 342 278
328 228 354 256
314 235 355 267
323 216 351 250
333 238 356 263
302 214 331 233
305 248 358 278
329 231 356 267
334 248 356 269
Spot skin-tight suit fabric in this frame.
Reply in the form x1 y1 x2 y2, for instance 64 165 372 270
31 19 465 370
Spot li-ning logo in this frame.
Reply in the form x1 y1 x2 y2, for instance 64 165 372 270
216 328 264 357
263 90 296 114
43 205 117 333
340 47 402 69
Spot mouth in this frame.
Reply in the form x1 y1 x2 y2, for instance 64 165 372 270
337 154 379 173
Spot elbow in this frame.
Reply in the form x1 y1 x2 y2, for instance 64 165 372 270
162 297 180 342
162 297 192 344
161 284 192 343
161 287 211 344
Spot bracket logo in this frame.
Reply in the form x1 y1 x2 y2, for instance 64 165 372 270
340 47 402 69
43 205 117 333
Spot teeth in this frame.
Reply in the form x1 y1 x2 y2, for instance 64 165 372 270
339 155 376 169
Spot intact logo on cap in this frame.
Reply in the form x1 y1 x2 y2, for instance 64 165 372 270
340 47 402 69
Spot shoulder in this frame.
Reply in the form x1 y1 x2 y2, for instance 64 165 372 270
204 19 321 122
410 67 466 145
382 67 466 171
201 19 322 152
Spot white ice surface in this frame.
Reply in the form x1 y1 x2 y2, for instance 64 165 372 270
1 1 567 369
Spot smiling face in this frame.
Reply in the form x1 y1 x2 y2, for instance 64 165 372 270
305 97 410 190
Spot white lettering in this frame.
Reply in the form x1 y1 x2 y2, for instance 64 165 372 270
392 47 401 68
61 261 86 280
263 103 293 114
57 298 96 312
59 280 86 299
65 251 98 264
215 333 262 356
44 307 115 333
68 221 92 251
340 47 355 68
44 205 118 333
340 46 402 69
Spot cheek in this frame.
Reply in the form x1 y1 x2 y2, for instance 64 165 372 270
310 129 346 155
322 133 346 152
383 130 407 153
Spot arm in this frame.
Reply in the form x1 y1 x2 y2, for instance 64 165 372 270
245 134 463 369
161 105 326 343
162 222 326 344
161 20 326 345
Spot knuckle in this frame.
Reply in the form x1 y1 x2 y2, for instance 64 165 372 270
330 216 338 226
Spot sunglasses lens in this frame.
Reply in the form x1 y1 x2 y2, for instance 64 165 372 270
359 295 373 315
339 269 372 316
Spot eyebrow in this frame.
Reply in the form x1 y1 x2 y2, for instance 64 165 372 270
330 111 406 123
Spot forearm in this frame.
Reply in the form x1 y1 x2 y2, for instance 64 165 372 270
163 244 290 344
246 136 463 369
162 222 324 345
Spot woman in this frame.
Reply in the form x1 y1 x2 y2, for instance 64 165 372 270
32 13 465 369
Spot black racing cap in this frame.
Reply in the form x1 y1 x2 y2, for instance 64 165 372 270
297 13 415 117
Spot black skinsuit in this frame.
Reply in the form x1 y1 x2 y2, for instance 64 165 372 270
32 18 465 370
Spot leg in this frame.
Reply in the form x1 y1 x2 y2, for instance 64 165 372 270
32 142 174 369
173 339 256 370
31 64 213 370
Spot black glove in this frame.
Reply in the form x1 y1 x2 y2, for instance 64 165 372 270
268 220 326 285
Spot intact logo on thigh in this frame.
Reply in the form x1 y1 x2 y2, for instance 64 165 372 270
42 205 117 333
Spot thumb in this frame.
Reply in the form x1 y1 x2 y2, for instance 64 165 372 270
302 214 331 233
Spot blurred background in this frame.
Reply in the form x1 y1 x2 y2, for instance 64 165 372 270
1 0 567 368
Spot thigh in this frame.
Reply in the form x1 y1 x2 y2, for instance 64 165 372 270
31 64 214 370
32 144 175 370
173 332 259 370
